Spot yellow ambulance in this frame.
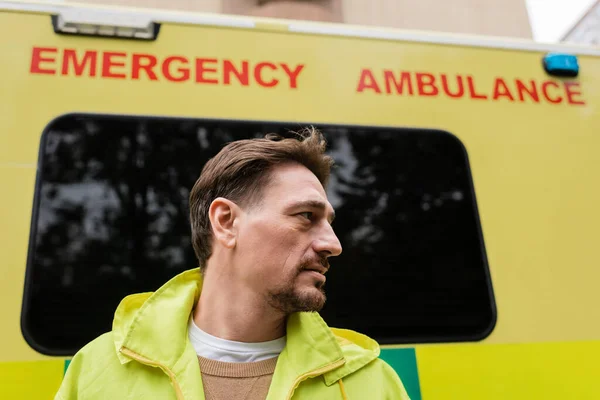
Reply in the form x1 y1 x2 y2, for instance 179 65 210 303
1 0 600 399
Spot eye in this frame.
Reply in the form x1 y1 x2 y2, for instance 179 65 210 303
298 211 313 220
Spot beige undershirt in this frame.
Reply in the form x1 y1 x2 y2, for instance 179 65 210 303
198 355 278 400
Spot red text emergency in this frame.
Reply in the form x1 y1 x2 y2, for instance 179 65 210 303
30 47 305 89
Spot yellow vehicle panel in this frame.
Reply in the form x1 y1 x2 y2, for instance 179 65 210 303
1 1 600 399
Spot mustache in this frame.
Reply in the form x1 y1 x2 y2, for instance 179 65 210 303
298 254 329 271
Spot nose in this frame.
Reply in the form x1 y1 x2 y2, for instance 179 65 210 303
313 222 343 258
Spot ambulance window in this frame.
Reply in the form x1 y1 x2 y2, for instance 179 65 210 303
23 114 495 355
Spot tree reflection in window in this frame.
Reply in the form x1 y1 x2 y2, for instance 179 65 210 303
23 115 494 356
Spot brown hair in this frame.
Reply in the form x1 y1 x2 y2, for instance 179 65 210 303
189 127 333 271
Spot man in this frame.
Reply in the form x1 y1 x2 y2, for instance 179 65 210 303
55 128 411 400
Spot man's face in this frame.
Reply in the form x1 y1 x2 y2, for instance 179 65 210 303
235 162 342 314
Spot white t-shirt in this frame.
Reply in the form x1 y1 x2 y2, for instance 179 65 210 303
188 318 286 363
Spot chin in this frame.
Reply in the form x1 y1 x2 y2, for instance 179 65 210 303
268 283 327 314
295 287 327 312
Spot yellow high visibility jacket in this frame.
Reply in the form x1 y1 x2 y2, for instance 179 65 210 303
55 268 410 400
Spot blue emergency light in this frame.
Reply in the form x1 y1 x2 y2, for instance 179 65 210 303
543 53 579 78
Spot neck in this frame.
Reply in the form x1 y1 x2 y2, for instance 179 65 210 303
194 260 287 343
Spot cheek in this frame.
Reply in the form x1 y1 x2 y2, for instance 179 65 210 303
243 222 286 253
240 222 307 273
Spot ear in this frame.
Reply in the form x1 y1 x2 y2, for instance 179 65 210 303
208 197 240 249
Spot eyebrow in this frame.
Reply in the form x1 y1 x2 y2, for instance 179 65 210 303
290 200 336 223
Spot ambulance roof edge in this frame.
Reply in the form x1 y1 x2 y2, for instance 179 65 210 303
2 0 600 57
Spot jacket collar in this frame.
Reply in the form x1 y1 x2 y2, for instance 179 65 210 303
113 268 203 368
112 268 379 398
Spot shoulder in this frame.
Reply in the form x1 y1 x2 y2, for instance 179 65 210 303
343 358 412 400
69 332 118 369
55 332 177 400
54 332 123 399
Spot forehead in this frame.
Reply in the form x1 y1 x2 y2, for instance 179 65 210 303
263 163 328 203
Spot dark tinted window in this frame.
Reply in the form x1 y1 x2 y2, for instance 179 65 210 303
23 114 495 355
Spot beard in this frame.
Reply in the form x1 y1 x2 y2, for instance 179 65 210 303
266 255 329 314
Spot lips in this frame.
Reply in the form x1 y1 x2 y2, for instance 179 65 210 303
302 264 328 275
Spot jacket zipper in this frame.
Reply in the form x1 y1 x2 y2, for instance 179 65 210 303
120 347 185 400
284 358 345 400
